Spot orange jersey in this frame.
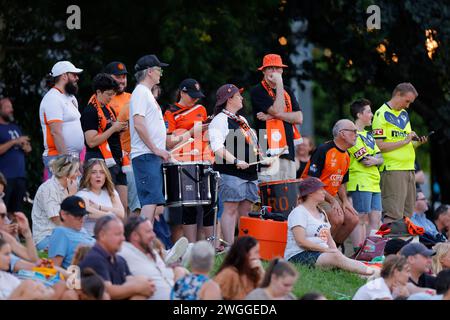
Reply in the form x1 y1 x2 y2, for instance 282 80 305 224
115 94 131 154
301 141 350 196
164 103 213 162
109 92 131 115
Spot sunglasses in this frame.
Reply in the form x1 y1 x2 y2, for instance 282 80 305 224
0 212 7 219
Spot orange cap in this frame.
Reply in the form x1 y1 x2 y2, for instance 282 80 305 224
258 54 288 71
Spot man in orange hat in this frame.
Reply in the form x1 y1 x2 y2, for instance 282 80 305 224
250 53 303 182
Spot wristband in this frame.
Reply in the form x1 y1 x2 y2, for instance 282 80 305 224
234 158 238 165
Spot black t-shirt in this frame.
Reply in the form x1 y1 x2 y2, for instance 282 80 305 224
296 160 308 179
409 273 437 289
250 83 301 161
80 104 122 163
78 244 130 285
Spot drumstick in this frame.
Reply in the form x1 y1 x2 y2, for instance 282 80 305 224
169 138 194 154
248 146 288 166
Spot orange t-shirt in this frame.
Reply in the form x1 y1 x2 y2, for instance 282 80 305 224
116 95 131 153
301 141 350 196
109 92 131 116
164 103 213 162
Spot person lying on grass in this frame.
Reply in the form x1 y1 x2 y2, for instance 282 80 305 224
284 177 376 276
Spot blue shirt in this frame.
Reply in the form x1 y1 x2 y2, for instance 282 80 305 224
78 243 130 285
48 226 95 269
411 212 439 237
0 123 26 178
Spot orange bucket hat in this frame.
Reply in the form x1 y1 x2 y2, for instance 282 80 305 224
258 54 288 71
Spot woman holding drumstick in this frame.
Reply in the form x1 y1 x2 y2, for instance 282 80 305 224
208 84 264 246
163 79 215 244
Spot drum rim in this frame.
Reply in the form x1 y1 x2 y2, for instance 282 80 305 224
165 200 212 207
258 179 302 187
163 161 212 166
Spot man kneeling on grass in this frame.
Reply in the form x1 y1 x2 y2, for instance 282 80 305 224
78 215 155 299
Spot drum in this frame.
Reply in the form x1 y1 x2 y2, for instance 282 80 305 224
258 179 302 219
162 162 215 207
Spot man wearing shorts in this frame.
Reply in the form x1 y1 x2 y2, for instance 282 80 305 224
130 54 170 222
39 61 84 178
372 83 428 222
347 99 384 252
302 119 359 246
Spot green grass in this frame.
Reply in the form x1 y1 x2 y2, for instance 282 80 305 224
211 255 365 300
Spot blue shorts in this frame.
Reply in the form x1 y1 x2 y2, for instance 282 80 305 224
132 153 165 206
288 251 322 267
218 174 258 203
125 168 141 212
349 191 382 214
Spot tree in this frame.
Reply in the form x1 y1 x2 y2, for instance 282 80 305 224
0 0 291 198
288 0 450 202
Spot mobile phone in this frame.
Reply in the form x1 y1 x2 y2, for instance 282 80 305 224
412 131 434 141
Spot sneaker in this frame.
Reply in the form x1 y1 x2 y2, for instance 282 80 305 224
181 243 194 267
165 237 189 265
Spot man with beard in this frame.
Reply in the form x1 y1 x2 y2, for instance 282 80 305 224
104 62 134 215
119 216 188 300
39 61 84 179
0 97 31 214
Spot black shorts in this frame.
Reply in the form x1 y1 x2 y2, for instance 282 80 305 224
108 165 127 186
168 205 215 227
4 177 26 212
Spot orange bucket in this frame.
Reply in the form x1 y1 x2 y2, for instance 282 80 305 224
238 216 287 260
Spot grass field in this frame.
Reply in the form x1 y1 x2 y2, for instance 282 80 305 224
39 250 365 300
212 254 366 300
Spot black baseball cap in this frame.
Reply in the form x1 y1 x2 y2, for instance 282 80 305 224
179 78 205 99
103 61 128 75
60 195 88 217
134 54 169 72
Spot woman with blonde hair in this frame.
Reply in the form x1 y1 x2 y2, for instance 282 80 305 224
32 154 80 250
432 242 450 275
76 159 124 235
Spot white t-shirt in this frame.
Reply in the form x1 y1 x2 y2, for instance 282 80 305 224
39 88 84 156
119 242 174 300
353 277 393 300
284 205 331 261
208 112 252 152
129 84 166 159
76 188 119 236
0 271 21 300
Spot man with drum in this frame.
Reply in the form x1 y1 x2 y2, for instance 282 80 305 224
250 53 303 181
129 54 170 222
163 78 215 243
301 119 359 249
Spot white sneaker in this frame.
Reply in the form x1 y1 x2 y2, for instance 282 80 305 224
181 243 194 268
165 237 189 265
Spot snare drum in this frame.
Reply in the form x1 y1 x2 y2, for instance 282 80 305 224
258 179 301 219
162 162 215 207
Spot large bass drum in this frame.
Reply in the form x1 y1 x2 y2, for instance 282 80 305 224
258 179 301 219
162 162 215 207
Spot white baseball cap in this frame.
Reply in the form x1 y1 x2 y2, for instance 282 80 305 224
50 61 83 77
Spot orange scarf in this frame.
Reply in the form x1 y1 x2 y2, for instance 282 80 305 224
261 80 302 155
88 94 130 170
